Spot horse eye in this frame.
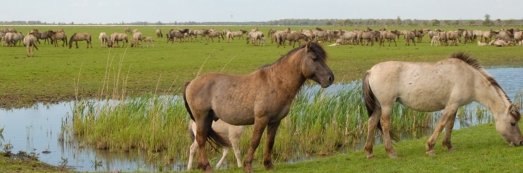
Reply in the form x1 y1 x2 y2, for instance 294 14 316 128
511 122 517 127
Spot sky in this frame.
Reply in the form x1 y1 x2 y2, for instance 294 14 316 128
2 0 521 23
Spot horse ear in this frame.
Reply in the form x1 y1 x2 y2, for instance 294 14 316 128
305 42 311 52
511 104 521 112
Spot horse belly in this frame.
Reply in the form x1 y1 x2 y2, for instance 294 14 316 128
398 84 449 112
212 100 255 125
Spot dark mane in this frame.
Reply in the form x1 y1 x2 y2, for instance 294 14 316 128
449 52 481 69
260 42 327 69
450 52 511 102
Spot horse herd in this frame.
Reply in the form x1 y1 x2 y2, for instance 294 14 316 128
2 26 522 57
183 42 522 173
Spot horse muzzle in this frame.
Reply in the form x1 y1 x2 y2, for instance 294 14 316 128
320 74 334 88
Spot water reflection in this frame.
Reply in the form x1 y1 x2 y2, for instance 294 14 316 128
0 67 522 172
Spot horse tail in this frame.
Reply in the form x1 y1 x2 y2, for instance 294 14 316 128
183 81 231 148
69 33 76 48
183 82 195 121
363 71 380 127
363 72 399 141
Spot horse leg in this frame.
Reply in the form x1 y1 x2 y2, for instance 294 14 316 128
244 117 269 173
215 147 229 169
426 105 458 156
364 109 381 159
442 111 457 151
195 114 213 172
187 140 198 170
380 106 397 158
263 121 281 170
229 130 243 168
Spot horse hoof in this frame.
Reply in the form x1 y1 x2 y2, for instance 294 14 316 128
426 150 436 157
243 163 253 173
264 160 274 170
388 153 397 159
366 154 374 159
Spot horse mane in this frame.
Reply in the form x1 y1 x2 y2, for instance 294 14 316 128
450 52 511 103
449 52 481 69
261 42 327 70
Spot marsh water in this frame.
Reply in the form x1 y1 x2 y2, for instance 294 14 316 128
0 67 522 172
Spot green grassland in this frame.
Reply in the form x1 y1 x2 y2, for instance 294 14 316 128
2 25 523 108
211 123 523 173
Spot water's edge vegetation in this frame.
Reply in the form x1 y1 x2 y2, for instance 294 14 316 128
66 82 513 170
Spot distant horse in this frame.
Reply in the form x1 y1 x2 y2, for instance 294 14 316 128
247 30 265 46
205 29 223 42
187 120 245 170
124 27 132 34
379 30 399 47
183 42 334 172
155 28 163 38
4 32 24 47
226 30 247 42
363 53 523 159
402 30 416 46
142 36 154 48
285 32 307 47
31 29 51 44
69 32 92 49
50 30 67 47
23 33 38 57
99 32 108 47
108 32 128 48
130 31 142 47
167 29 188 43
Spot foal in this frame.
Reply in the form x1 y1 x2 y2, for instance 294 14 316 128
187 120 245 170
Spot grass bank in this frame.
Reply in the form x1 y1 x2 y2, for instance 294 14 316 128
2 25 523 108
0 152 67 173
207 123 523 173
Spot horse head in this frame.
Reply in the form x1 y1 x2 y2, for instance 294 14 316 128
496 104 523 146
299 42 334 88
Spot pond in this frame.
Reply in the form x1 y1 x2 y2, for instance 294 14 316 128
1 67 522 172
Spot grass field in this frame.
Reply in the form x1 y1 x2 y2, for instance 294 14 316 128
208 123 523 173
2 25 523 108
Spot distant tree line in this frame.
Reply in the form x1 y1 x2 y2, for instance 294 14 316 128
1 16 522 26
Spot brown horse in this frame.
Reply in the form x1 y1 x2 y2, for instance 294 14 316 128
183 42 334 173
50 30 67 47
69 32 92 49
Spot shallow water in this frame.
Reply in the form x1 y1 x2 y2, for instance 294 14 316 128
0 67 522 172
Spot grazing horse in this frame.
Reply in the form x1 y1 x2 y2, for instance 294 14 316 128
23 33 38 57
155 28 163 38
142 36 154 48
130 31 142 47
99 32 109 47
109 32 128 48
183 42 334 172
247 30 265 46
50 30 68 47
285 32 307 47
187 120 245 170
4 32 24 47
363 53 523 159
69 32 92 49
